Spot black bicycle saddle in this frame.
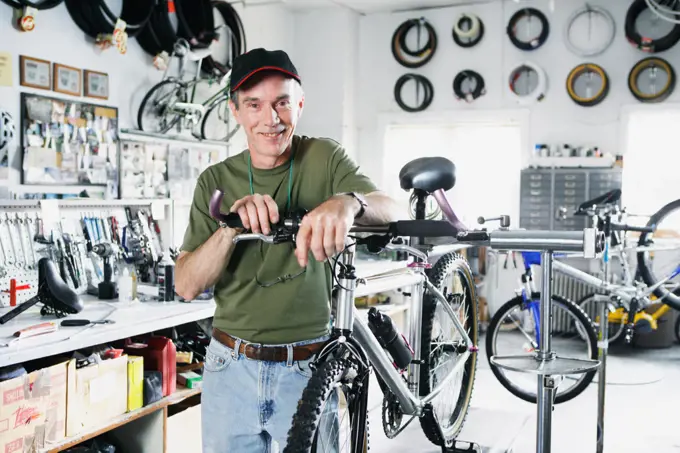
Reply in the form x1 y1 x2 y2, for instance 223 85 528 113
399 157 456 193
575 189 621 215
0 258 83 324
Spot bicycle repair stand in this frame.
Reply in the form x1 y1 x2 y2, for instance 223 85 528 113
489 250 601 453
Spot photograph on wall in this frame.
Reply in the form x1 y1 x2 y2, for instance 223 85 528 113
19 55 50 90
20 93 119 195
53 63 81 96
84 70 109 100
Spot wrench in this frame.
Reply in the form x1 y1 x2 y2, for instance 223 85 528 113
0 218 14 268
14 214 31 270
25 215 37 268
5 214 23 269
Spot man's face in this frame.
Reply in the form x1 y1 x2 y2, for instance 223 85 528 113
230 74 304 161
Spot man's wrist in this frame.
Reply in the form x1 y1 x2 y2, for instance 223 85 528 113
335 192 367 218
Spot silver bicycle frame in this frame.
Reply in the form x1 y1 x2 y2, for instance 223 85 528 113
332 247 474 417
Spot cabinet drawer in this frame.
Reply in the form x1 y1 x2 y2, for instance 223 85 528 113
522 195 552 204
590 171 622 182
520 202 551 212
520 209 551 219
555 173 586 184
521 188 550 197
554 187 586 198
554 196 579 205
522 180 549 190
554 180 584 190
520 218 551 229
590 181 621 194
521 172 550 182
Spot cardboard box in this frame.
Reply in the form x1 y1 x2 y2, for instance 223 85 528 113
66 355 128 437
127 356 144 412
0 361 68 452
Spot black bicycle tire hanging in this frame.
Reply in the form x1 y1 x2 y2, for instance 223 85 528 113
0 0 63 10
394 73 434 112
452 13 484 48
182 0 247 75
507 7 550 51
625 0 680 53
453 70 486 102
565 63 609 107
175 0 214 49
391 18 437 68
628 56 676 102
65 0 155 39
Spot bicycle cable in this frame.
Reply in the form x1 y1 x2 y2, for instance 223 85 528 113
391 18 437 68
394 73 434 112
625 0 680 52
452 13 484 48
564 4 615 57
643 0 680 25
453 70 486 103
566 63 610 107
507 7 550 51
628 56 676 102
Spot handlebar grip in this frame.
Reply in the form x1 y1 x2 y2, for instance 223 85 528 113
209 190 244 229
456 230 490 242
611 223 655 233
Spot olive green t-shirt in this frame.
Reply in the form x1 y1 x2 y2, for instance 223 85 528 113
180 135 378 344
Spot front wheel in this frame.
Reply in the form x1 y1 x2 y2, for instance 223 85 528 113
486 294 598 404
283 356 368 453
418 252 479 447
137 80 187 134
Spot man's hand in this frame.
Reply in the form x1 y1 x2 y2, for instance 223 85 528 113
295 195 360 267
230 194 280 235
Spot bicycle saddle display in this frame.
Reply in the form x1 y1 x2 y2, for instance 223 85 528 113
0 258 83 324
575 189 621 215
398 157 456 193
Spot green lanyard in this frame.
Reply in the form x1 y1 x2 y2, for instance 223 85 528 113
247 150 294 214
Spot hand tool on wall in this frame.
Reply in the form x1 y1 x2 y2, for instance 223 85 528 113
13 214 31 270
2 279 31 307
25 216 38 268
2 214 19 268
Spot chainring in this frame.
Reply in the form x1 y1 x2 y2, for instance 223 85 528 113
381 391 404 439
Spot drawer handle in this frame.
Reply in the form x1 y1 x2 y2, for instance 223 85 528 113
530 219 541 224
530 174 543 180
530 197 541 203
564 182 576 188
565 190 576 195
563 197 576 203
530 190 542 196
530 212 541 217
530 182 541 188
564 175 576 180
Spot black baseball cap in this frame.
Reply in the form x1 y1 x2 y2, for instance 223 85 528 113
229 48 301 93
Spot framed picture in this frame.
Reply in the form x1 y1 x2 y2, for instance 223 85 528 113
19 55 51 90
53 63 81 96
84 70 109 100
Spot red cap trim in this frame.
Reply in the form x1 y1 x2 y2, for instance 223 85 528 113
231 66 301 92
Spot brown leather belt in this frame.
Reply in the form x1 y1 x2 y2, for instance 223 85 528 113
211 328 325 362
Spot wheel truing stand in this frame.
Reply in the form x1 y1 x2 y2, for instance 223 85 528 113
489 249 601 453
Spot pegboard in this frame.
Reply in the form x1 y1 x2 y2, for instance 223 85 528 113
0 199 174 308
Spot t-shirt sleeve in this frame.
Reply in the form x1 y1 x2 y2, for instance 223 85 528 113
329 146 379 195
180 173 219 253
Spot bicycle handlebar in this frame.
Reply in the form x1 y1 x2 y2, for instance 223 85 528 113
208 189 604 257
610 223 655 234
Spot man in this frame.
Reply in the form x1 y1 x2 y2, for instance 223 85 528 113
175 48 402 452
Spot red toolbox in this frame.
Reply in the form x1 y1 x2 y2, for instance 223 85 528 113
124 336 177 397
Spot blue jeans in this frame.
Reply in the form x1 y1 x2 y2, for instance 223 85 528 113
201 333 339 452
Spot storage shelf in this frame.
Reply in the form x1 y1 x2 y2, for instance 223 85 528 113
41 385 201 453
120 129 228 150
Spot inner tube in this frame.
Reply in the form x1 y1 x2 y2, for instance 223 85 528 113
136 0 184 57
628 56 676 102
453 70 486 102
199 0 247 75
391 18 437 68
625 0 680 53
507 8 550 51
394 73 434 112
0 0 63 10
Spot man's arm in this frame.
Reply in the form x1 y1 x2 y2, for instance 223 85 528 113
175 227 238 300
354 190 406 225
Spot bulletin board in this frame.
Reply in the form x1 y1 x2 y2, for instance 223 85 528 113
20 93 120 195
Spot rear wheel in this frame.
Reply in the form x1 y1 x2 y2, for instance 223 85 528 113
201 97 240 141
138 80 186 134
637 198 680 311
418 252 479 446
577 293 625 344
486 294 597 404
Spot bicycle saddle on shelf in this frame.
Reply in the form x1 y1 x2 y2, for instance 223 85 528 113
575 189 621 215
399 157 456 193
0 258 84 324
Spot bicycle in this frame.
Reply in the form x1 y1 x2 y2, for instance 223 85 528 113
137 37 240 142
207 156 602 452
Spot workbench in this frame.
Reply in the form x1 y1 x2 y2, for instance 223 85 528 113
0 258 421 452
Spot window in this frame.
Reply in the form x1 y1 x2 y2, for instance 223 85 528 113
382 121 523 228
623 108 680 225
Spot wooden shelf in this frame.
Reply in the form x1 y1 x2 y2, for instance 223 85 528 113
41 386 201 453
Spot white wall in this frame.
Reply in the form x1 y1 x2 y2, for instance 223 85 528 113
355 0 680 188
0 1 295 184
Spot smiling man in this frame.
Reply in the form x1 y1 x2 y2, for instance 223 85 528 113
174 48 402 452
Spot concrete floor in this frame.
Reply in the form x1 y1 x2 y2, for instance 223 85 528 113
368 333 680 453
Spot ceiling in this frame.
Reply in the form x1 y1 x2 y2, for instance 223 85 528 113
237 0 500 14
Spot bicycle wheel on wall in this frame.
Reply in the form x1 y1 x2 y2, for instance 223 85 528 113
637 198 680 311
419 252 478 447
486 294 597 404
138 80 187 134
201 97 240 142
